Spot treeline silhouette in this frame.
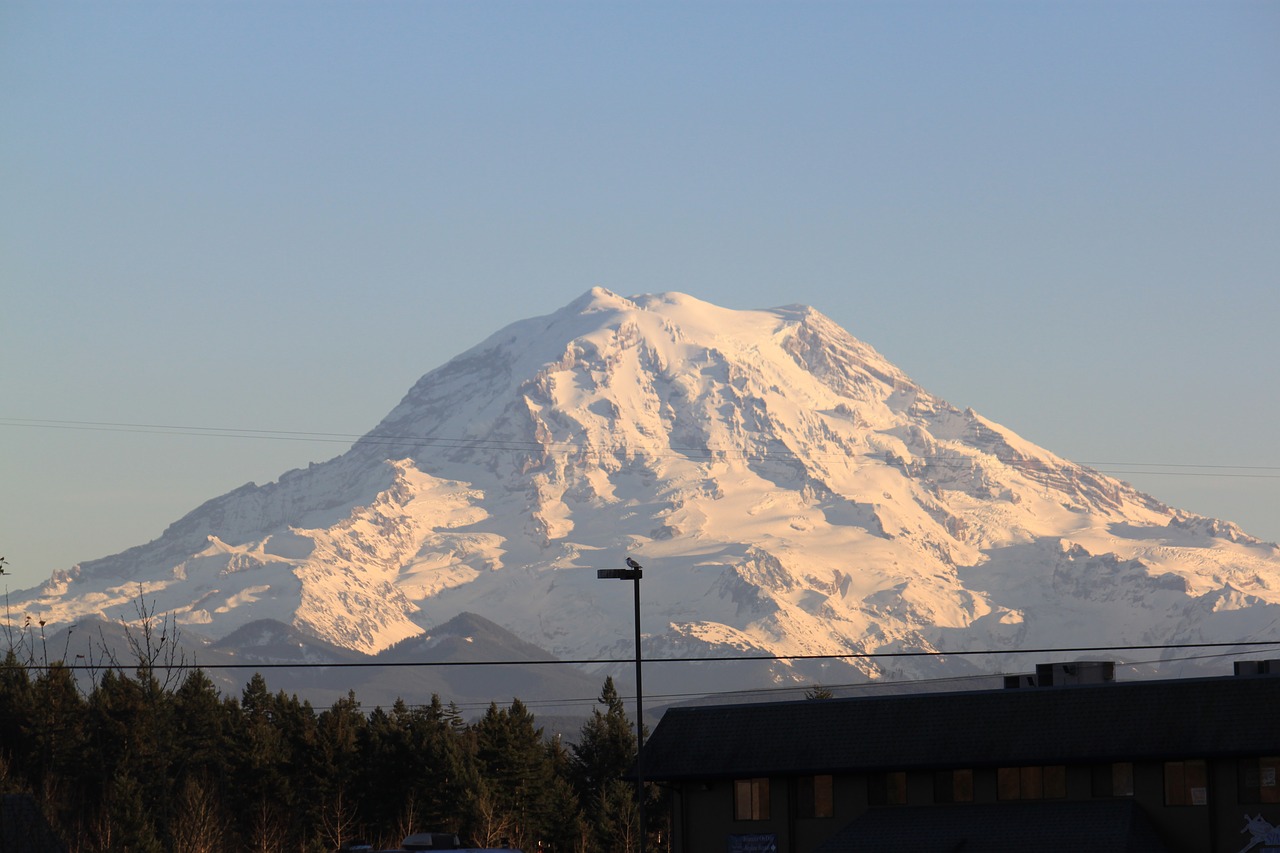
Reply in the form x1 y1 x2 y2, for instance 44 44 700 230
0 645 659 853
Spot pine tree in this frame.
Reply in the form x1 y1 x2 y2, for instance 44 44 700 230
96 768 164 853
472 699 559 850
805 683 834 700
543 734 587 853
168 668 235 849
571 677 640 852
28 661 89 831
317 690 370 849
85 668 169 846
0 649 35 792
360 703 412 835
416 696 479 832
171 668 234 784
571 677 636 794
271 688 324 847
230 674 323 848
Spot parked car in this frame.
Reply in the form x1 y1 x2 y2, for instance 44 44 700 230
402 833 522 851
343 832 520 853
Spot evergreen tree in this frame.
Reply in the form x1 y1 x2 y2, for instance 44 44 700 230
571 677 637 794
317 690 370 849
571 677 641 852
0 652 35 796
0 648 689 852
472 698 559 850
805 683 834 700
231 674 321 849
85 670 161 839
28 661 89 831
543 734 587 853
360 702 411 836
416 696 480 833
0 649 35 792
171 668 235 784
271 688 325 848
95 767 164 853
168 668 235 849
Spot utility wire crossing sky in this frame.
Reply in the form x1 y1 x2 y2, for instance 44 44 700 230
2 1 1277 591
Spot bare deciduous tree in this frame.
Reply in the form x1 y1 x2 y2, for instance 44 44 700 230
171 777 229 853
472 785 517 849
247 797 287 853
113 587 188 694
321 785 359 852
393 794 421 849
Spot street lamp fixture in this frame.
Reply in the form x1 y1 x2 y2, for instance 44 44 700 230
597 558 646 853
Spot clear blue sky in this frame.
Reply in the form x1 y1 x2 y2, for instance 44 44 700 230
2 1 1277 591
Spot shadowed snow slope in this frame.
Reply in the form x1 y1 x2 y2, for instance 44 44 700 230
10 288 1280 696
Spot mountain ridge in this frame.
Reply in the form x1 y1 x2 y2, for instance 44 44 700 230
9 288 1279 695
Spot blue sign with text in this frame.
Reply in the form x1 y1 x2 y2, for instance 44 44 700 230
728 833 778 853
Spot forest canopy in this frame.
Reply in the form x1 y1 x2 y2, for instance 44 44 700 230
0 631 657 852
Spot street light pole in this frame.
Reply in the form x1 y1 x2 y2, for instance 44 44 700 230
598 559 646 853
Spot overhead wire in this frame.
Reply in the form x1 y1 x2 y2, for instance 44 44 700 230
3 416 1278 477
5 626 1277 714
314 642 1280 713
3 416 1276 709
10 638 1279 673
14 641 1272 715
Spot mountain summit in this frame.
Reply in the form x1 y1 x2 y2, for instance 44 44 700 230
13 289 1280 692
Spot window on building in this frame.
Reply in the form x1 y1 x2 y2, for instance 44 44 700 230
1092 762 1134 797
1239 757 1280 804
1164 760 1208 806
734 777 770 820
934 769 974 803
997 765 1066 800
798 775 834 818
869 771 907 806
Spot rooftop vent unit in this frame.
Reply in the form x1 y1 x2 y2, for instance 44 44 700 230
1004 661 1116 689
402 833 465 850
1234 660 1280 677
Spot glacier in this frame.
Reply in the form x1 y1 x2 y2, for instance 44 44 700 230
8 288 1280 698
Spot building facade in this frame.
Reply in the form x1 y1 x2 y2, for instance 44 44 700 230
640 662 1280 853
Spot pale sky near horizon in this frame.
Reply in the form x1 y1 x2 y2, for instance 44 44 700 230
2 1 1277 592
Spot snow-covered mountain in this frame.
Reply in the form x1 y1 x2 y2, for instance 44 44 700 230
10 289 1280 696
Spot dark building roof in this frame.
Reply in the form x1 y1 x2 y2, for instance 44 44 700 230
641 672 1280 780
0 794 67 853
814 800 1170 853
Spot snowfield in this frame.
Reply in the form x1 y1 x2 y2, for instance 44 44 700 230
10 288 1280 695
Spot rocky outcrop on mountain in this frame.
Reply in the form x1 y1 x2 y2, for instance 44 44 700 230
10 289 1279 697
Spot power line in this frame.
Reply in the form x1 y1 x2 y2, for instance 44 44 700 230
10 638 1279 673
8 639 1275 716
295 644 1280 714
3 417 1278 477
417 672 1011 714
